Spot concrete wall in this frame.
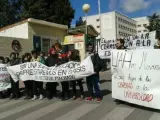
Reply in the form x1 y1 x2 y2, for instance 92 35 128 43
0 36 30 57
0 23 29 39
28 23 67 48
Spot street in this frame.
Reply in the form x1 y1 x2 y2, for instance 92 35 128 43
0 70 159 120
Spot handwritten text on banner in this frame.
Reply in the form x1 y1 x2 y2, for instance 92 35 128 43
7 57 94 82
111 49 160 110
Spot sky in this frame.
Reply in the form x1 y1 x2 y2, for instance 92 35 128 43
70 0 160 25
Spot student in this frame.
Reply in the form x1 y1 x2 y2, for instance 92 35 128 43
9 52 21 100
116 38 127 49
23 53 33 99
85 44 103 103
31 50 44 100
54 43 70 100
46 48 58 100
40 52 46 64
69 50 84 100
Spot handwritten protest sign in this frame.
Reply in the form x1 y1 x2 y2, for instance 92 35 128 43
111 49 160 109
0 64 11 91
98 31 156 59
7 57 94 82
124 31 156 49
98 38 116 59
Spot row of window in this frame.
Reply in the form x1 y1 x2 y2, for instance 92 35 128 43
118 17 136 27
118 24 136 33
138 30 148 33
137 24 148 27
119 31 132 37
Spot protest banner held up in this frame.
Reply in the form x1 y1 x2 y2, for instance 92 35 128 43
124 31 156 49
7 56 94 82
0 64 11 91
111 49 160 110
98 31 156 59
98 38 116 59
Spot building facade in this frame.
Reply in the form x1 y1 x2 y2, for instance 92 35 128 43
133 17 149 34
0 18 67 57
84 11 137 40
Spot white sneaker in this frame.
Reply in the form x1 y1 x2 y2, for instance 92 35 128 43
39 94 43 100
32 95 38 100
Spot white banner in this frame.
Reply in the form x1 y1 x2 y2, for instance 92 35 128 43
111 49 160 110
7 57 94 82
98 31 156 59
98 38 116 59
0 64 11 91
125 31 156 49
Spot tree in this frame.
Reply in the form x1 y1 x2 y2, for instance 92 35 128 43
75 17 86 27
146 13 160 39
20 0 75 27
0 0 21 27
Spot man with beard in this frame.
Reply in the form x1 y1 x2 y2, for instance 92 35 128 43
46 48 58 100
115 38 127 49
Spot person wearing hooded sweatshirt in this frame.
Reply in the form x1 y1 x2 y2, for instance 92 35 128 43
46 48 58 100
9 52 21 100
31 50 44 100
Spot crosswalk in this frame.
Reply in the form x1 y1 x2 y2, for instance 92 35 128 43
0 98 159 120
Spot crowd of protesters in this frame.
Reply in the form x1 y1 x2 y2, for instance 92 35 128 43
0 42 104 103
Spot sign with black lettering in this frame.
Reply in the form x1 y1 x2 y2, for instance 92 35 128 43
98 31 156 59
98 38 116 59
7 57 94 82
124 31 156 49
0 64 11 91
111 49 160 110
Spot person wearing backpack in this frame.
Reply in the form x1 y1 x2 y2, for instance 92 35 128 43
85 43 103 103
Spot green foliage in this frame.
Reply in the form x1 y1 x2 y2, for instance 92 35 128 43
146 13 160 39
75 17 86 27
0 0 75 28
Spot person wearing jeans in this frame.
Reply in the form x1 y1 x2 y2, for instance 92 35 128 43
85 43 103 103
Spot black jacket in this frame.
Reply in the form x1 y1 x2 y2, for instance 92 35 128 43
46 55 58 67
10 58 21 66
91 53 103 73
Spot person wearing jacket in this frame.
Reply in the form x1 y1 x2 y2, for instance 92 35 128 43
54 43 70 100
69 50 84 100
31 50 44 100
85 44 103 103
9 52 21 100
116 38 127 49
46 48 58 100
23 53 33 99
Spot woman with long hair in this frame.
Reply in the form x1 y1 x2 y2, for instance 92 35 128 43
69 49 84 100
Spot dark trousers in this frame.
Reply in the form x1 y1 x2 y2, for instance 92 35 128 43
10 77 19 95
61 81 70 98
71 80 84 97
46 82 57 98
86 73 102 98
24 81 33 97
33 81 43 96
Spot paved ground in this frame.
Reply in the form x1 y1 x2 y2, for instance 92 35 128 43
0 70 160 120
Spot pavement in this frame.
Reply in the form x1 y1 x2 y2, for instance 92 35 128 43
0 70 160 120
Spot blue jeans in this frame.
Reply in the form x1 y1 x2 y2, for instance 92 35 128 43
86 73 102 98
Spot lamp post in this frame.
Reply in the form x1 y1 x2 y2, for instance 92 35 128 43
82 4 90 35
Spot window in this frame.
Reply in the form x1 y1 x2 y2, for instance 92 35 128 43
143 24 147 27
97 26 100 28
143 30 147 32
138 31 141 33
96 19 100 22
138 25 141 27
